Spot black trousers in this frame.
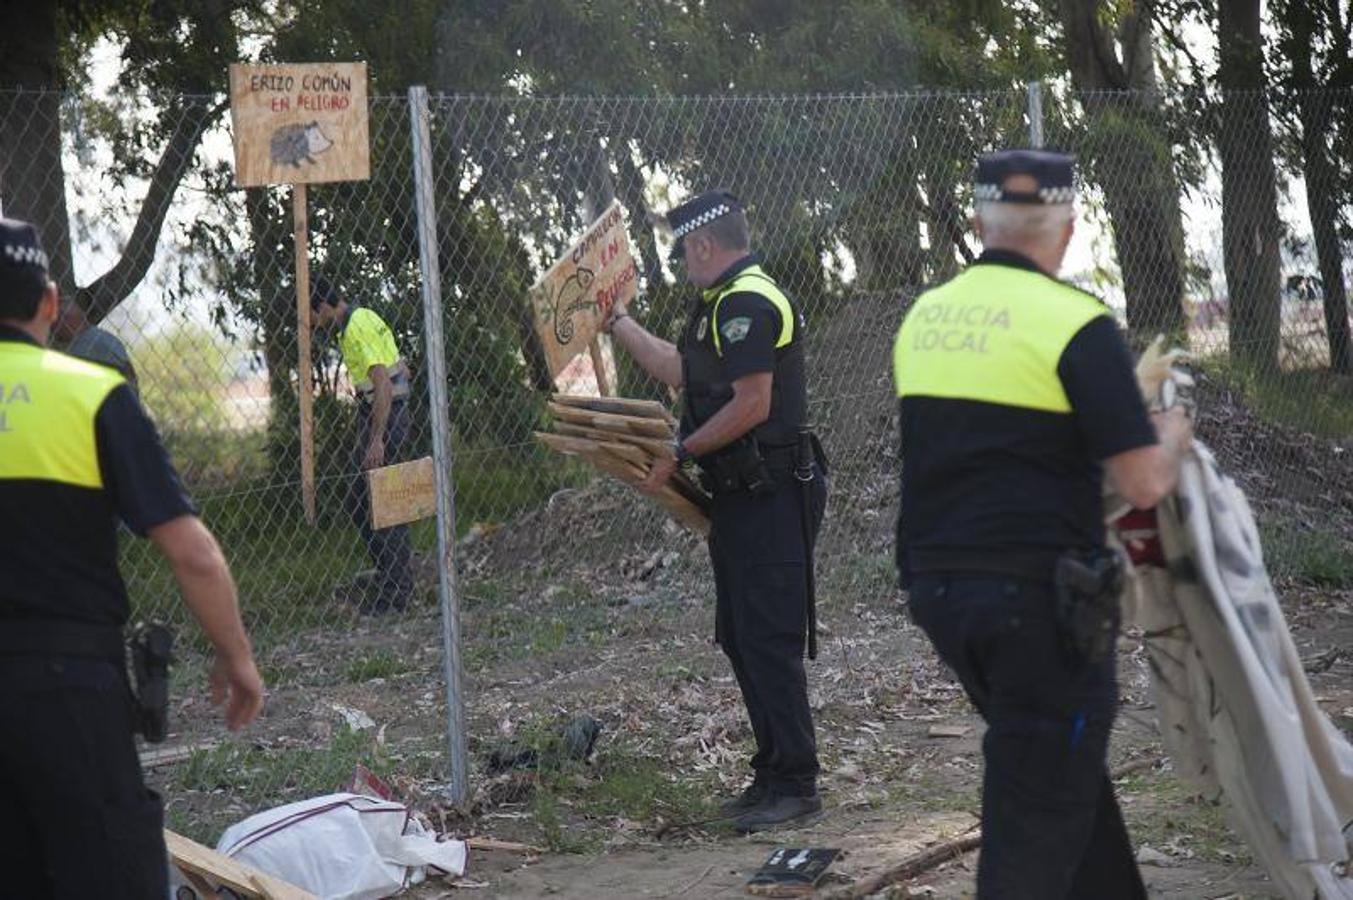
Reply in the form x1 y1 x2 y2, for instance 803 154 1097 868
908 575 1146 900
347 399 413 604
710 470 827 797
0 656 167 899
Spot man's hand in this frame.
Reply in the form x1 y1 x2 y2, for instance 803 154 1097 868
363 437 385 470
601 298 629 334
641 455 679 494
1151 404 1194 453
209 652 265 731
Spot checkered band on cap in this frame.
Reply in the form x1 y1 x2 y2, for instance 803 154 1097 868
671 203 732 239
2 242 48 269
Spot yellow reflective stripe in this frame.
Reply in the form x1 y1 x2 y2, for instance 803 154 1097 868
707 266 794 357
339 308 401 390
0 343 124 488
893 266 1107 413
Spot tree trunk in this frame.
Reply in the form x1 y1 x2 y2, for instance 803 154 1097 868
0 3 75 297
1059 0 1187 339
1217 0 1284 370
1287 2 1352 373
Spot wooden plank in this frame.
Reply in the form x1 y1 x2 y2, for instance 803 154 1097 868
552 393 676 426
228 62 370 187
553 422 673 459
547 402 673 439
140 741 218 770
534 433 709 536
597 442 709 510
365 455 437 529
465 837 544 854
529 200 639 379
294 185 316 526
165 829 316 900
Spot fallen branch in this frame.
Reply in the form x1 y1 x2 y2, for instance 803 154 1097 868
668 863 715 897
465 837 543 854
823 831 981 899
824 756 1163 898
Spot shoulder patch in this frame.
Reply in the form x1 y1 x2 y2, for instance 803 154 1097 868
720 316 752 344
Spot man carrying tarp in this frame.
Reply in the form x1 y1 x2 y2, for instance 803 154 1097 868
891 150 1192 897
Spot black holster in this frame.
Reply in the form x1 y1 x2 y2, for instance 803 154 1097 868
703 435 777 496
1053 550 1124 667
130 623 174 744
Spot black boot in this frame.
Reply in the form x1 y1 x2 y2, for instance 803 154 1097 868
733 791 823 833
718 780 769 817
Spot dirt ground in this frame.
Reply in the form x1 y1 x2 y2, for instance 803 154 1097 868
383 574 1353 899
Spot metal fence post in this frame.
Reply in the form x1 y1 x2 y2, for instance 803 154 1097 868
1027 81 1045 148
408 84 469 805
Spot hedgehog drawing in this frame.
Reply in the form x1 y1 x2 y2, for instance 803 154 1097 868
269 122 334 168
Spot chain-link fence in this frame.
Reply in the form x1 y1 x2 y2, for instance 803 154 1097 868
1 85 1349 843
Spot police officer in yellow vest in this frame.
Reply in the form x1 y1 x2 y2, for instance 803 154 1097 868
0 218 264 897
311 277 414 613
893 152 1192 897
603 191 828 832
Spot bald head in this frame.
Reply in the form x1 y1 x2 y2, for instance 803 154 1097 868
974 176 1075 275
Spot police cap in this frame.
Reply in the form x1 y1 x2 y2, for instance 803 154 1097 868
0 217 50 287
664 190 742 259
974 149 1076 205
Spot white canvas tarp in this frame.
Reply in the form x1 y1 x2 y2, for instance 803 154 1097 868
1119 359 1353 898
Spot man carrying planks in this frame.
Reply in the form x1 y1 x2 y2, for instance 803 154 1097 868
602 190 828 832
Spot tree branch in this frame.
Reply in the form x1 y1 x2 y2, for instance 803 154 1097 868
79 98 226 324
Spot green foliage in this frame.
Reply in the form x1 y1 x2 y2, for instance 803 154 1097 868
173 726 395 828
135 325 264 488
1203 356 1353 439
1261 523 1353 589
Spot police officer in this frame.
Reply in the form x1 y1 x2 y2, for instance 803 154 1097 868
603 191 827 832
311 276 414 613
893 152 1193 897
0 218 264 897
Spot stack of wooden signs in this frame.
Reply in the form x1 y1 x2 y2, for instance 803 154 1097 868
534 394 711 536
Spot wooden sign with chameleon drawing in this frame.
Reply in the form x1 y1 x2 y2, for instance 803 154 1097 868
530 200 639 394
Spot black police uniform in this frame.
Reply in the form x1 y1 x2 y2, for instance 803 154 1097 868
893 152 1155 898
0 223 196 898
678 252 827 801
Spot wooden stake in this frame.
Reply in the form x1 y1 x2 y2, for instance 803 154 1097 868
293 184 316 526
589 337 612 397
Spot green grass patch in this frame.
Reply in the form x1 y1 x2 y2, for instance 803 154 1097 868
1200 357 1353 440
1119 771 1249 865
1260 522 1353 588
344 649 412 683
174 726 390 809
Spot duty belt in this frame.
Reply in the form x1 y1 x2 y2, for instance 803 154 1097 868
356 359 412 401
0 619 124 663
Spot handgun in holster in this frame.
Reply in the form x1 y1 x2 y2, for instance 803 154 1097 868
130 623 174 743
1053 550 1124 667
708 435 775 496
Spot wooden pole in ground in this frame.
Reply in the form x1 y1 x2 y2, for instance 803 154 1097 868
589 337 612 397
293 183 316 526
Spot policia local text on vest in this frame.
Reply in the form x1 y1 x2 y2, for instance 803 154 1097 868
0 217 263 898
603 190 827 833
